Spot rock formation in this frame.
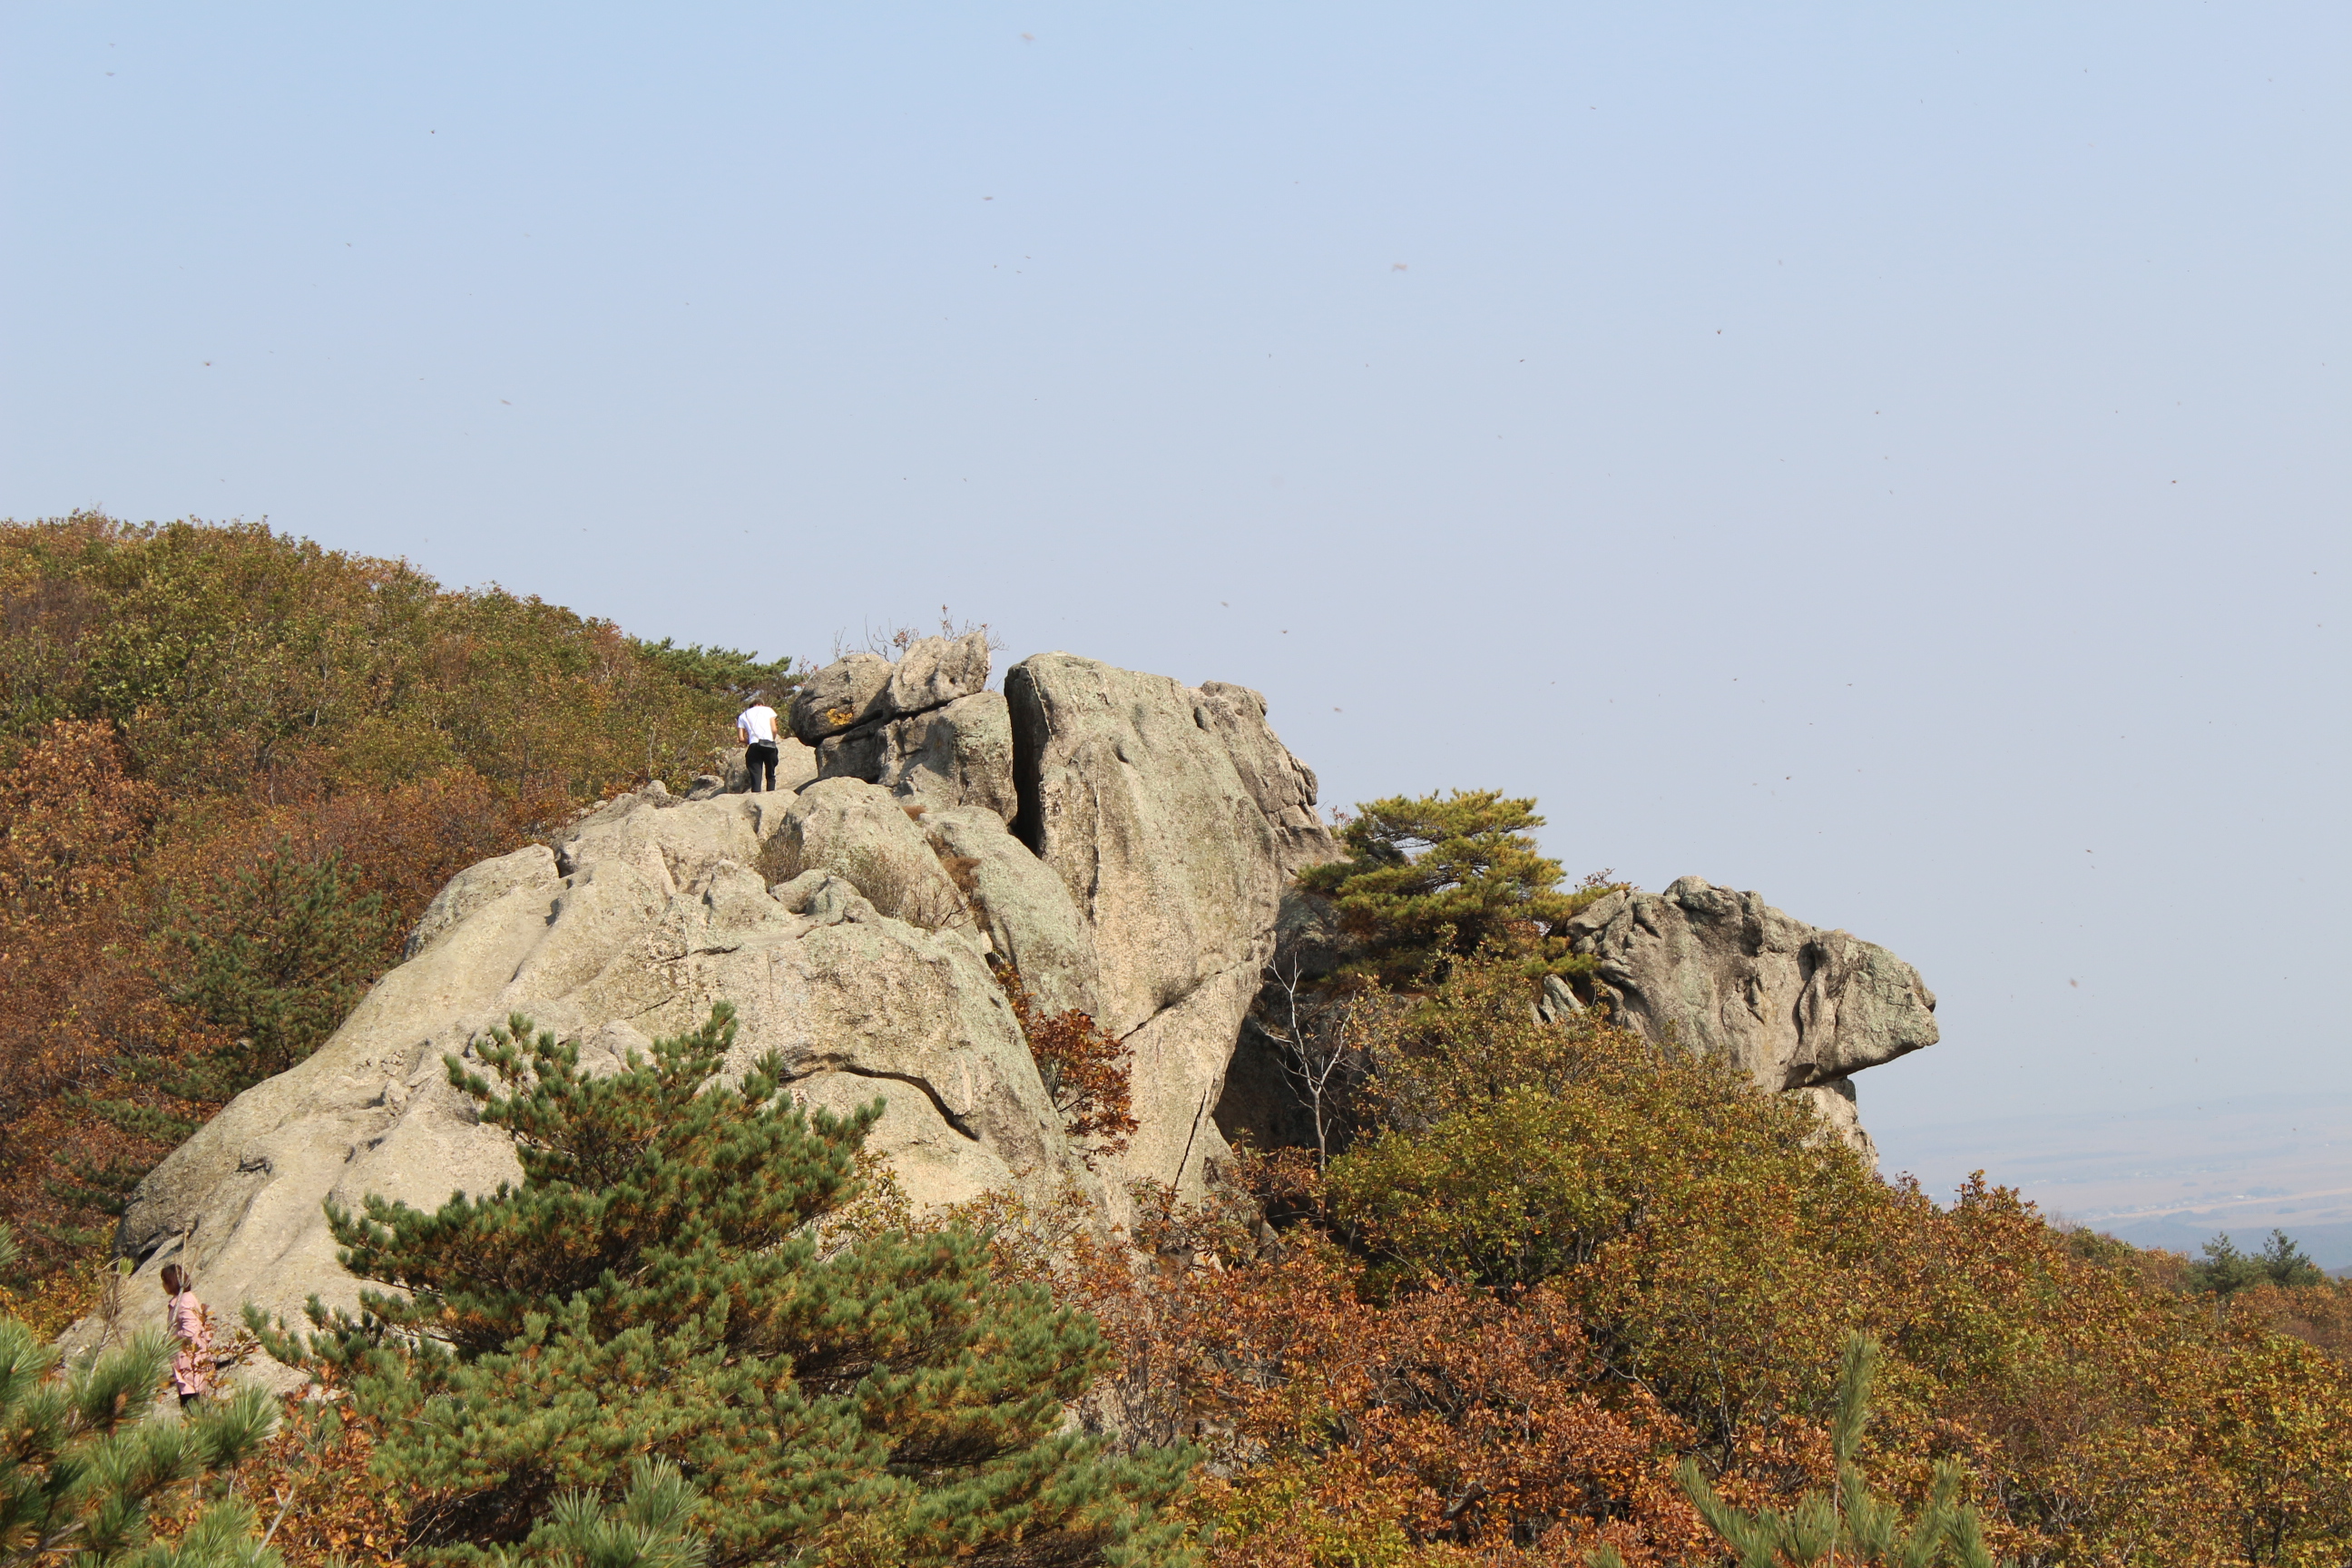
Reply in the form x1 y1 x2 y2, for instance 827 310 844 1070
101 639 1335 1353
1561 877 1939 1161
89 637 1938 1368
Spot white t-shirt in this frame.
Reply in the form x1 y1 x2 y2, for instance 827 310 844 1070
738 704 779 745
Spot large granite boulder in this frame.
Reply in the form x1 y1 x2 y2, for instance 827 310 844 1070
805 639 1015 824
876 693 1018 820
1006 654 1338 1198
1563 876 1938 1159
789 653 894 742
791 633 991 746
925 804 1100 1020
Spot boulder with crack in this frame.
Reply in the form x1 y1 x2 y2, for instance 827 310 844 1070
88 648 1340 1360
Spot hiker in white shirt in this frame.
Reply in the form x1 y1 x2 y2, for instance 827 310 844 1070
737 700 782 792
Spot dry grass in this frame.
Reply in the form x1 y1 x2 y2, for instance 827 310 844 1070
845 848 972 933
756 820 977 936
757 830 805 887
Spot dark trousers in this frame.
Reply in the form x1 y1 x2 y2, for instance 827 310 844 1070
746 741 779 792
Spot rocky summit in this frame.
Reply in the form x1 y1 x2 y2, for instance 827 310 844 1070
95 638 1936 1363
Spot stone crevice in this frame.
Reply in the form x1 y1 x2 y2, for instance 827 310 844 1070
783 1062 983 1142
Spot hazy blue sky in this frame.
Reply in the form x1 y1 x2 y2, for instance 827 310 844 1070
5 5 2346 1235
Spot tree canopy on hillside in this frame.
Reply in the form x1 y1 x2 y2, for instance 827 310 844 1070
0 513 796 1285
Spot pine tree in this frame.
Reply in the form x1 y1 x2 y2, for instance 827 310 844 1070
2189 1230 2327 1296
165 845 387 1095
1655 1334 2008 1568
1297 789 1614 988
0 1270 282 1568
260 1005 1191 1567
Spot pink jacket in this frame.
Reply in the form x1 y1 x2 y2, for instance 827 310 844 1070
167 1290 211 1397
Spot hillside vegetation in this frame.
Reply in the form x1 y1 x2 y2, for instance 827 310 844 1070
0 513 791 1288
5 518 2348 1568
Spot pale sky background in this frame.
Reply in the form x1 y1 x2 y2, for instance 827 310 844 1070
5 6 2347 1255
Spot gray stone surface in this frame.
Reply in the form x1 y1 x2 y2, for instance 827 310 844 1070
769 738 820 792
1191 682 1338 882
98 783 1069 1370
789 652 894 742
877 692 1017 820
1535 973 1585 1024
882 631 991 719
1564 875 1936 1152
815 727 886 787
775 778 968 930
924 804 1100 1020
403 843 558 960
1006 654 1338 1204
1796 1079 1877 1166
791 634 991 747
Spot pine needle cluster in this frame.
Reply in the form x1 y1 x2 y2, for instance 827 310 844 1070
0 1305 280 1568
1662 1334 2008 1568
1297 790 1615 989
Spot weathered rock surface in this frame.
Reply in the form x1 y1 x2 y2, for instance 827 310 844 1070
93 642 1939 1368
789 653 894 742
925 805 1100 1020
100 784 1071 1356
1563 876 1937 1156
815 684 1015 824
767 739 821 793
791 633 991 746
776 777 965 921
96 649 1339 1357
876 693 1017 820
1006 654 1339 1199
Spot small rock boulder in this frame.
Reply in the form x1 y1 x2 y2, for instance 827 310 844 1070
777 778 968 932
876 692 1017 819
790 633 991 746
789 653 895 742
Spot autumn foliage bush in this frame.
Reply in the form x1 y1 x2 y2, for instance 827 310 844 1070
1017 949 2352 1568
996 966 1141 1164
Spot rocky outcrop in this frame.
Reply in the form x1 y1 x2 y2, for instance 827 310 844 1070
801 636 1018 826
101 784 1078 1348
925 805 1100 1020
1007 654 1338 1197
1563 877 1938 1160
876 694 1018 819
93 633 1939 1363
99 646 1338 1355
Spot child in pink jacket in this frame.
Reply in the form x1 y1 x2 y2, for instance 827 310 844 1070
161 1264 211 1406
